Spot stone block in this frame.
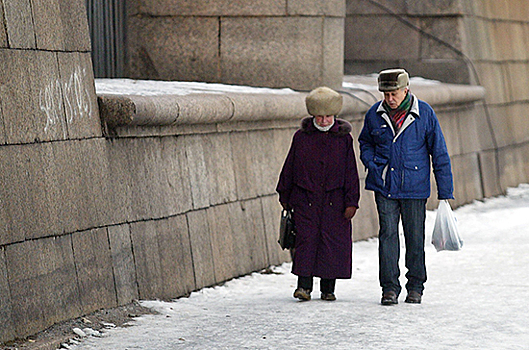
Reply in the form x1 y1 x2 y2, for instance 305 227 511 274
187 210 216 290
344 16 420 61
353 184 379 241
0 50 38 144
56 139 110 231
247 130 283 197
405 0 463 15
221 16 338 90
419 17 463 60
497 144 526 191
225 201 252 275
260 195 291 266
346 0 407 15
462 17 492 62
451 104 487 154
130 216 195 300
0 3 7 48
123 137 175 220
0 248 14 343
126 16 220 81
58 0 92 51
107 224 139 305
230 131 259 200
30 51 69 142
72 228 118 313
202 133 238 205
131 0 286 16
57 52 102 139
231 199 268 272
451 153 482 206
323 17 345 88
473 62 508 105
505 63 529 104
505 103 529 144
206 204 238 282
436 109 461 156
184 135 212 209
288 0 345 16
478 150 503 198
101 139 134 223
31 0 64 50
159 137 194 215
484 104 513 149
2 0 35 48
0 143 61 243
5 236 82 338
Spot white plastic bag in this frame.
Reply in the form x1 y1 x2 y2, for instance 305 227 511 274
431 200 463 251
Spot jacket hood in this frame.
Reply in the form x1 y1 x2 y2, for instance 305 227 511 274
300 117 352 136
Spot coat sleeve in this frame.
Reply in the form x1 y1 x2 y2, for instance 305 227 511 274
344 134 360 208
425 107 455 200
358 111 376 170
276 133 297 205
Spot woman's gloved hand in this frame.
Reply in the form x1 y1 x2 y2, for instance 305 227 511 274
344 206 357 220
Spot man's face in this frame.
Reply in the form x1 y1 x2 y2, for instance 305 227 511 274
314 115 334 127
383 88 408 109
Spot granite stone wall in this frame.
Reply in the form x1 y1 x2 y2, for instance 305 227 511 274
125 0 345 90
345 0 529 198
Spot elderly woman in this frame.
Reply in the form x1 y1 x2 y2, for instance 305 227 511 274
276 87 360 301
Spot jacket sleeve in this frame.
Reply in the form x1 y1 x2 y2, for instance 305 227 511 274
358 111 376 170
426 108 455 200
344 134 360 208
276 134 297 205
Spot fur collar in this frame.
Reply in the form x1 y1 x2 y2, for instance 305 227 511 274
300 117 352 136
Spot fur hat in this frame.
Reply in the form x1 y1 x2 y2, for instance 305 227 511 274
378 68 409 91
305 87 343 116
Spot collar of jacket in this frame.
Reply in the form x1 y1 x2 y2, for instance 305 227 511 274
300 116 352 135
376 93 420 118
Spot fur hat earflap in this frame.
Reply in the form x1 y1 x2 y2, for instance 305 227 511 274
305 87 343 116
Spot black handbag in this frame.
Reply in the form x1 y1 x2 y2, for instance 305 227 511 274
278 209 296 250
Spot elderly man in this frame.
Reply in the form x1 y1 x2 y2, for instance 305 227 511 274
358 69 454 305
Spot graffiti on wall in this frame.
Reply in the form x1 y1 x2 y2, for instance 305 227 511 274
39 66 93 135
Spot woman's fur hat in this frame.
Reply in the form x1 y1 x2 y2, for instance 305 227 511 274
305 87 343 116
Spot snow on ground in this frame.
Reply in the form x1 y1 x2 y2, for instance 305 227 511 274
70 185 529 350
94 79 297 96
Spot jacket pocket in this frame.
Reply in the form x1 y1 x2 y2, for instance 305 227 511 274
402 162 430 190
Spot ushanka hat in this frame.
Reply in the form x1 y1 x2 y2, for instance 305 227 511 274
378 68 409 91
305 87 343 116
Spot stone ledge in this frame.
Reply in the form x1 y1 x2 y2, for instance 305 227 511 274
97 76 486 131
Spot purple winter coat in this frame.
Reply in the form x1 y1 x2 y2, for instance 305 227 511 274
276 117 360 279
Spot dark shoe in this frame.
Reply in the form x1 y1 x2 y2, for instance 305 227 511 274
405 290 422 304
381 291 398 305
293 288 311 301
321 292 336 301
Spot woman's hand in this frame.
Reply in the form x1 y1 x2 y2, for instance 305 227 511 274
344 206 357 220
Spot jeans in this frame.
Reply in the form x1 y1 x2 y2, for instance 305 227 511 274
375 192 427 296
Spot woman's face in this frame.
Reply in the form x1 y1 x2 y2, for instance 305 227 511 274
383 87 408 109
314 115 334 127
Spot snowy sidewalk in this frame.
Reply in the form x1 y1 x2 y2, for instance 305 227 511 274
71 185 529 350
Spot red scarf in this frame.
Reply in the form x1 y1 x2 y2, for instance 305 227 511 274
383 92 412 132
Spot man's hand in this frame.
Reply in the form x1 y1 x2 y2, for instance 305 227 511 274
344 206 357 220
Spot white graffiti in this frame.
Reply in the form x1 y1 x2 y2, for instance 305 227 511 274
40 79 64 134
39 66 93 134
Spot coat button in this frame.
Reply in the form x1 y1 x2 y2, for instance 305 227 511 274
388 194 392 198
309 203 312 206
330 202 333 206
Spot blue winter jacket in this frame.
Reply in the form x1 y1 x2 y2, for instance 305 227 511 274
358 94 454 200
